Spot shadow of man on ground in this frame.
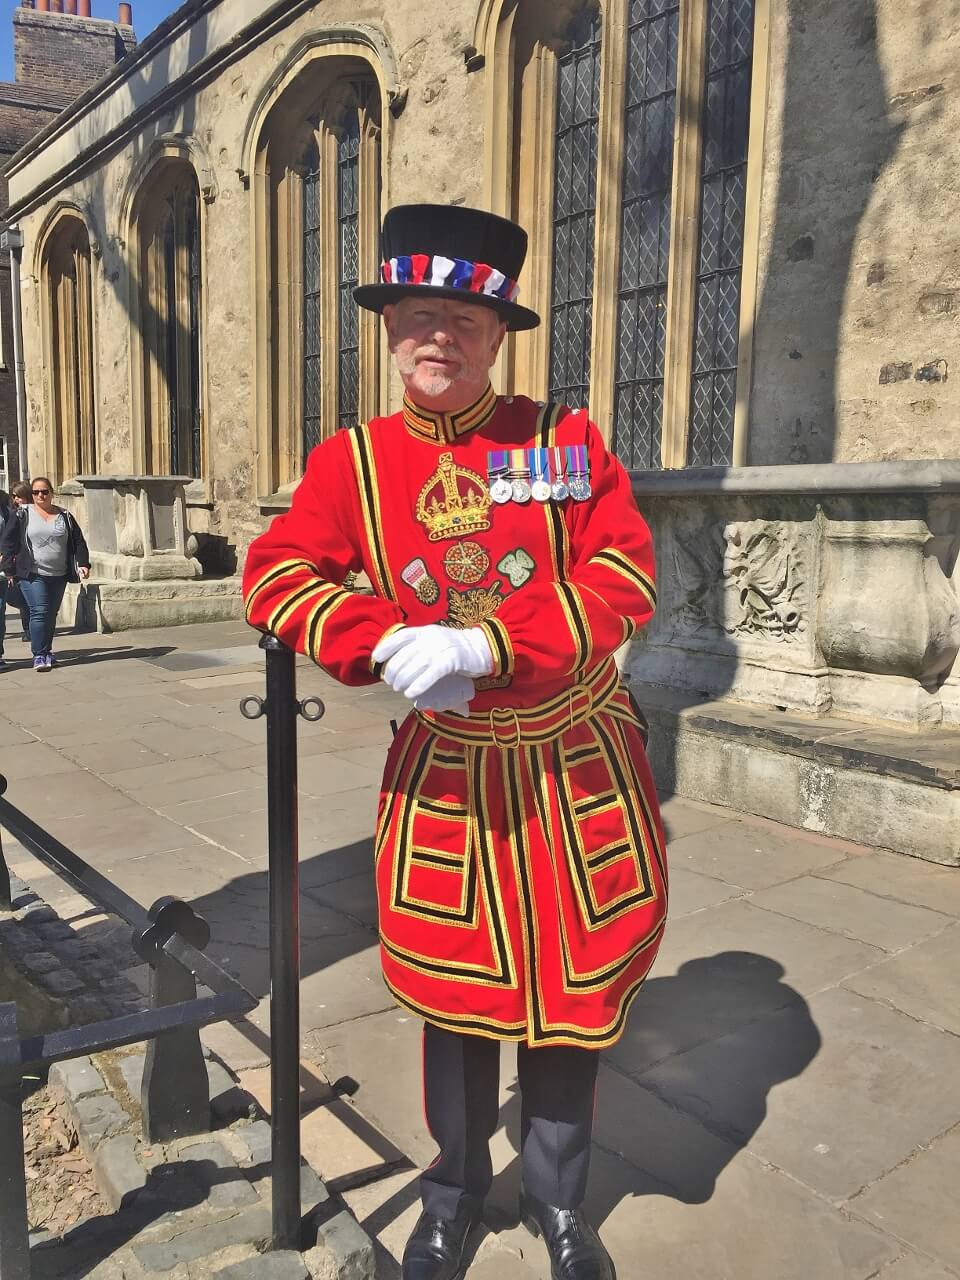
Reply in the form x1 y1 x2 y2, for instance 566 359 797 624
486 952 820 1225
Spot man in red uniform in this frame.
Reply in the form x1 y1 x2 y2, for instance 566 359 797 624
243 205 668 1280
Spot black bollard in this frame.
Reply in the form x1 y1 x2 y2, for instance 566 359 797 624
261 636 302 1252
0 1003 30 1280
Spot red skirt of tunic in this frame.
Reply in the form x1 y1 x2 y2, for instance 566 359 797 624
374 659 669 1048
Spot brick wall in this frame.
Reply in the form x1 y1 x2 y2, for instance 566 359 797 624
14 8 132 99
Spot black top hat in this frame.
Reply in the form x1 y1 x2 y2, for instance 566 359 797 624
353 204 540 332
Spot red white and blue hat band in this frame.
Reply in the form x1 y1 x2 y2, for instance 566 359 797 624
381 254 521 303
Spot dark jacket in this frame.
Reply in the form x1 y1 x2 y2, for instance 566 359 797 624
0 506 91 583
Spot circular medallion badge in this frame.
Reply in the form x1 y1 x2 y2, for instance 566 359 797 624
443 540 491 585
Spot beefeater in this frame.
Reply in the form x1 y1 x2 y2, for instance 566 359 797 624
243 203 668 1280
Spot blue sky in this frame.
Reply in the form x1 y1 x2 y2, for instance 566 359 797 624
0 0 182 82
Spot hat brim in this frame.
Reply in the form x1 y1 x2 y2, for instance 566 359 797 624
353 283 540 332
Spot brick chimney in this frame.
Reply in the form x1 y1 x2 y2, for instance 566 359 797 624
13 0 136 98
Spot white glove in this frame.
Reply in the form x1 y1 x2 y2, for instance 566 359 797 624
372 625 493 701
414 672 475 716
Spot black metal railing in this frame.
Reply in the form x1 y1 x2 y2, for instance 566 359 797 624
0 633 324 1272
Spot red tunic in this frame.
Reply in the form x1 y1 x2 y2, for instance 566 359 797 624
243 387 668 1047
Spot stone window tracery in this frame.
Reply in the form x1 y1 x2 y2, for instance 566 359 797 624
136 163 203 478
256 63 381 491
481 0 768 468
41 214 96 484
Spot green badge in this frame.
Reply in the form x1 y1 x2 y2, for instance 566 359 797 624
497 549 535 589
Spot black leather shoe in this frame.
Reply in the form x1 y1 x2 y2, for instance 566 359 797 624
520 1192 616 1280
401 1201 480 1280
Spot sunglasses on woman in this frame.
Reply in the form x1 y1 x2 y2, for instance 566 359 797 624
32 488 50 496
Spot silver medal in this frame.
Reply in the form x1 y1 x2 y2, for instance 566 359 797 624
531 479 552 503
551 480 569 502
490 477 513 504
569 477 592 502
511 479 532 504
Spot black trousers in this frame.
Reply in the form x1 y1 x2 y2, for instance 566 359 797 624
420 1023 600 1220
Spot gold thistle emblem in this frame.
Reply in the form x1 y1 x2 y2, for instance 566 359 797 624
445 581 505 628
416 453 492 542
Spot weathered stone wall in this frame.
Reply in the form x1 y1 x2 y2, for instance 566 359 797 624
750 0 960 465
12 0 486 561
7 0 960 561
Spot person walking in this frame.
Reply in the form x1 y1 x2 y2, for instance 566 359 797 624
7 481 34 641
0 488 12 669
243 205 667 1280
0 477 91 671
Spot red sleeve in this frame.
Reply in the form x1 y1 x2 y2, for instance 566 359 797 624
242 432 404 686
477 417 656 684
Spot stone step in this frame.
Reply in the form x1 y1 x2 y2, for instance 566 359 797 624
638 685 960 865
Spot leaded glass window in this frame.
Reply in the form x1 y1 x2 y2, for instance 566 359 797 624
337 112 361 431
688 0 755 466
160 185 201 478
302 142 322 463
612 0 680 470
548 9 602 409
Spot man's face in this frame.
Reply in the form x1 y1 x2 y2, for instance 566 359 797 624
385 296 507 412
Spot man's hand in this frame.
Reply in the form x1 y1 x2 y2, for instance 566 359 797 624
78 566 90 581
414 672 474 716
372 625 493 701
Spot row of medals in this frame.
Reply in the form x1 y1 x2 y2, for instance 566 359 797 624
487 447 592 506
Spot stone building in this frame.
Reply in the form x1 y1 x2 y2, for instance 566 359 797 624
2 0 958 858
0 0 135 483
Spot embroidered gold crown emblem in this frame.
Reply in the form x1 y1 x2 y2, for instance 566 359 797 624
415 453 492 542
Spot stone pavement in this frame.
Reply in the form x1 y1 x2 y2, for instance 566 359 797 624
2 618 960 1279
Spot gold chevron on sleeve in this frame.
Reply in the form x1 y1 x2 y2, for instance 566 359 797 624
478 617 514 677
243 558 317 622
266 579 326 637
588 549 657 610
554 581 591 674
304 584 354 662
347 425 397 602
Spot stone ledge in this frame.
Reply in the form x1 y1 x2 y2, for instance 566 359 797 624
640 687 960 791
630 458 960 496
640 687 960 864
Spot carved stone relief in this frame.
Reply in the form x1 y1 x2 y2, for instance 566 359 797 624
669 518 808 643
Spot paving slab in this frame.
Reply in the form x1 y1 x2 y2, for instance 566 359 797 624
842 925 960 1035
748 876 954 952
103 755 233 793
578 1144 897 1280
657 795 736 841
633 986 960 1200
817 851 960 917
854 1125 960 1273
666 817 852 889
606 901 882 1078
303 872 380 928
662 866 745 917
875 1255 960 1280
306 1009 432 1167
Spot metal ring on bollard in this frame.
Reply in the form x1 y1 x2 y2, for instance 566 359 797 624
239 695 266 720
298 696 325 722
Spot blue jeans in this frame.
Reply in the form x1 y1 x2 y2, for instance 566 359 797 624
18 574 68 658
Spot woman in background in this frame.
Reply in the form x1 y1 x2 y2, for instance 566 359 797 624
0 477 90 671
7 481 34 641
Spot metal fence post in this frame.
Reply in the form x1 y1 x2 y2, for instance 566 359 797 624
0 778 13 911
135 899 213 1142
0 1002 30 1280
261 635 302 1251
